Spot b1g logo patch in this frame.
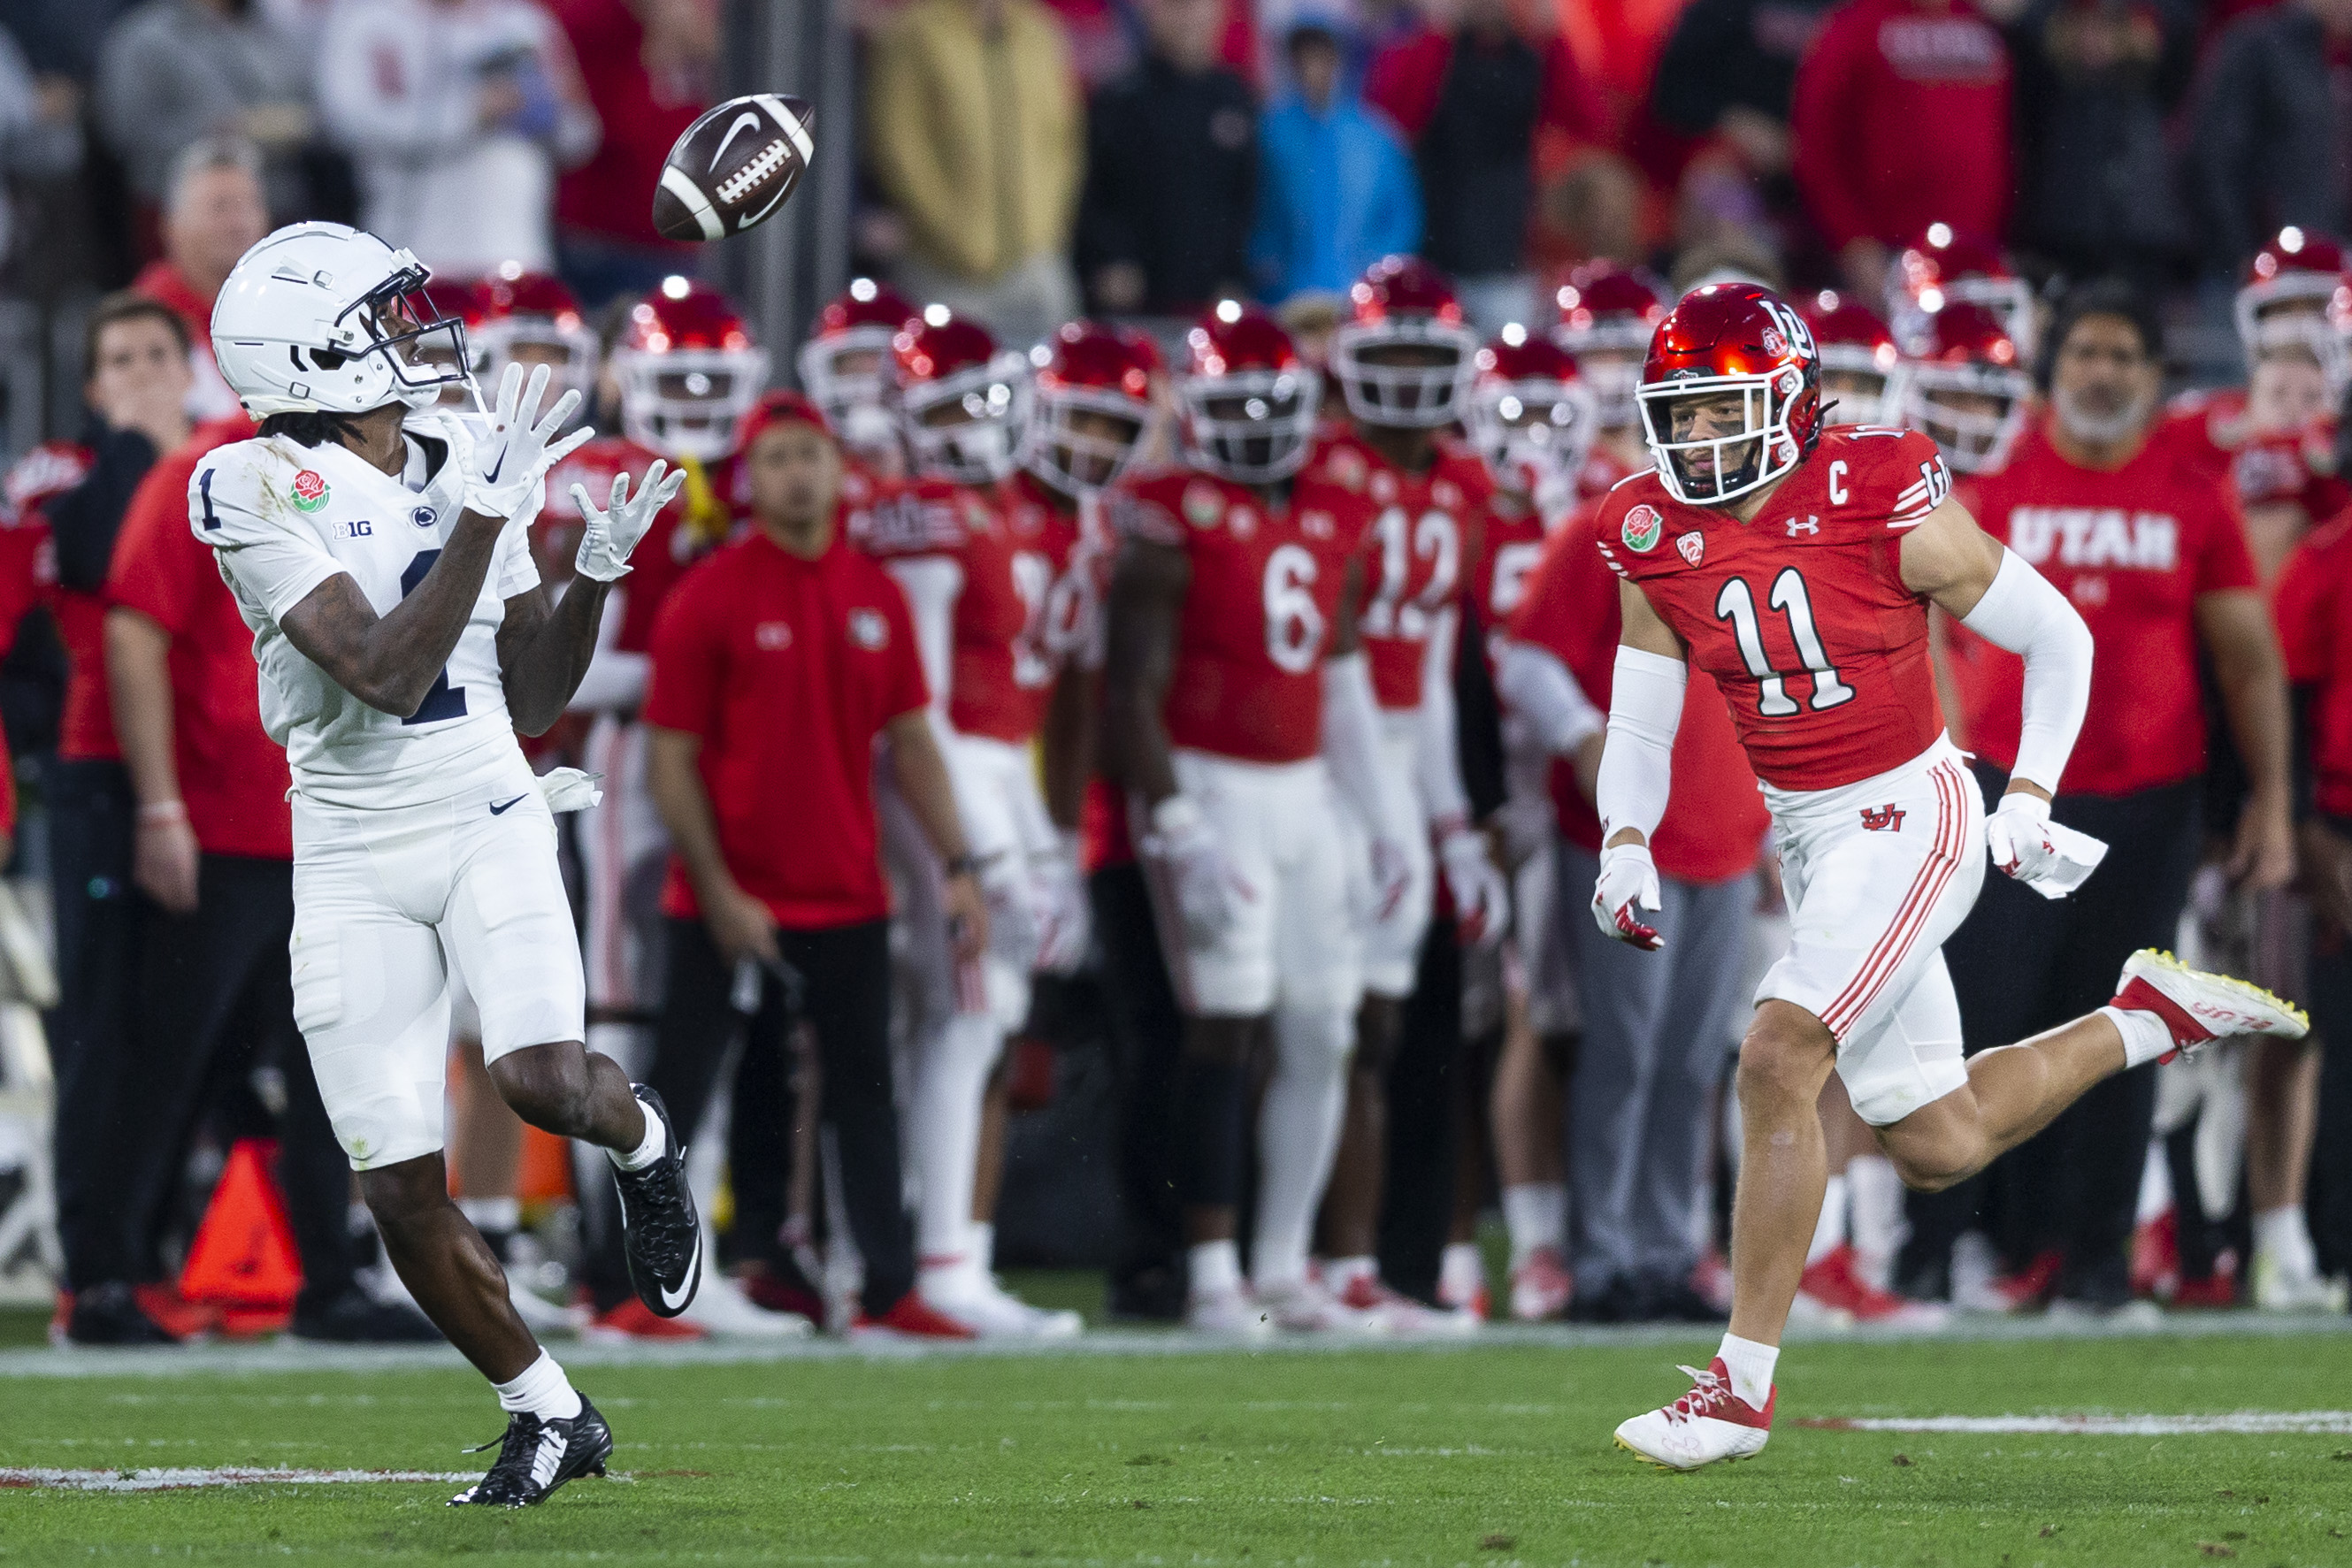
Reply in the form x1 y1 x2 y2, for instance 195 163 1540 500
291 470 329 513
1621 504 1663 552
847 608 889 650
1676 531 1705 567
1183 480 1225 529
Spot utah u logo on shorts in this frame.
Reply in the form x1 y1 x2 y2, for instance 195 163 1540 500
1859 803 1906 832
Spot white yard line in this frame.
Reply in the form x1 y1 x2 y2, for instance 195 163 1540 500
1803 1411 2352 1435
0 1466 479 1492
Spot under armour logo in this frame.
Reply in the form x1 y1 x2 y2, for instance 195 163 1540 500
1787 515 1820 537
1859 804 1905 832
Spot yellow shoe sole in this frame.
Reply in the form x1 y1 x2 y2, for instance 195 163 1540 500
2126 947 2310 1039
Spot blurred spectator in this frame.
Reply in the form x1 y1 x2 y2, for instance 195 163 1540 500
542 0 709 307
132 136 268 419
318 0 599 277
1791 0 2010 301
1 2 141 80
2009 0 2195 289
1647 0 1835 263
1039 0 1136 88
1249 16 1421 303
866 0 1083 348
2187 0 2352 282
1366 0 1605 333
1077 0 1256 317
95 0 314 226
0 23 81 264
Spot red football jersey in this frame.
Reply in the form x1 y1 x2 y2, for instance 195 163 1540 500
2275 509 2352 819
1952 421 2258 797
1594 426 1953 792
1509 505 1768 883
1294 430 1489 711
2160 391 2349 527
544 435 724 657
1475 491 1553 660
9 442 101 759
1110 467 1355 766
858 470 1092 746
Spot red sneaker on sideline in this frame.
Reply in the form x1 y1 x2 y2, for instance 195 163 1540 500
586 1297 709 1342
851 1292 978 1341
1798 1244 1947 1327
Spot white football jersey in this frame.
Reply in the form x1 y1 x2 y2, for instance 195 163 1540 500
189 409 542 808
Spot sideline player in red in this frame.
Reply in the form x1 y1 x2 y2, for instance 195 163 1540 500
1551 263 1667 494
1801 291 1901 429
798 278 921 477
1103 302 1388 1334
1296 257 1509 1330
1590 283 2309 1470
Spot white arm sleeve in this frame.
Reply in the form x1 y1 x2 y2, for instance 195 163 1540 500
1495 639 1605 756
1957 547 2092 796
564 590 648 713
1321 650 1389 830
882 555 964 722
1413 607 1471 826
1592 646 1687 845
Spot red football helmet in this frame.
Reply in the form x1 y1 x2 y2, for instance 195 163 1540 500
1891 301 2031 476
1021 320 1161 497
1636 282 1823 505
1801 290 1901 427
1552 263 1668 429
1176 300 1320 484
472 263 598 409
2234 227 2352 396
891 306 1032 484
797 277 918 457
1329 255 1479 429
1465 325 1594 497
610 277 770 461
1886 223 2035 358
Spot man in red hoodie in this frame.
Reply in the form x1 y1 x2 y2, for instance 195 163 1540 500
1790 0 2011 299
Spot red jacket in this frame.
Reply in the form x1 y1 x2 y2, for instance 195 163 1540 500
1791 0 2010 249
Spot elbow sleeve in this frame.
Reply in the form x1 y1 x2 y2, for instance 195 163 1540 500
1594 646 1685 845
1958 548 2092 795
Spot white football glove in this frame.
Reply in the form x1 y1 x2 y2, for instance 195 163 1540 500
1030 830 1092 976
532 767 603 814
1367 835 1414 925
1986 791 2108 900
1436 818 1510 947
572 460 686 583
465 363 592 521
1142 795 1257 946
1591 840 1664 951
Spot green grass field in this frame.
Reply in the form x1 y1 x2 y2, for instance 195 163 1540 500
4 1296 2350 1568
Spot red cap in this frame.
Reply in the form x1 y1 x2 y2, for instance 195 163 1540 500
736 389 833 455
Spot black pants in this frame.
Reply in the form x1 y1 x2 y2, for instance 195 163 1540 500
1376 913 1464 1303
46 760 143 1290
2308 815 2352 1277
1091 863 1186 1313
590 916 913 1315
123 853 356 1310
1902 768 2200 1301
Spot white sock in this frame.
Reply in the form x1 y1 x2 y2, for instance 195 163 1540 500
2101 1005 2173 1068
1324 1254 1376 1292
1807 1173 1848 1265
969 1220 996 1276
1501 1182 1567 1267
494 1350 583 1421
1716 1333 1778 1409
1439 1242 1485 1304
1189 1240 1242 1298
458 1196 521 1235
2253 1205 2318 1277
910 1013 1000 1267
1251 1006 1352 1291
1845 1156 1904 1286
607 1096 665 1172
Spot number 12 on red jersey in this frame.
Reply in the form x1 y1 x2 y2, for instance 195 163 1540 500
1714 567 1855 716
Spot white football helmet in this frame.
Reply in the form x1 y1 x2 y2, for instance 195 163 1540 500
210 223 475 417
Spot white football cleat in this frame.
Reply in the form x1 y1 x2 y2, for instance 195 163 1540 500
1613 1358 1774 1471
1255 1276 1377 1334
506 1278 589 1334
1184 1284 1274 1338
1333 1272 1479 1336
679 1271 813 1338
1508 1246 1574 1322
2112 949 2309 1061
2251 1249 2350 1313
920 1266 1084 1339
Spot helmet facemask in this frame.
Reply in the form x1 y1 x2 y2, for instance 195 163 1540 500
1178 367 1319 484
1467 376 1594 496
617 345 770 461
1896 361 2030 473
338 266 475 410
797 327 900 457
898 354 1031 484
1816 346 1896 426
1023 382 1152 497
1637 368 1811 505
1331 316 1477 428
475 315 601 410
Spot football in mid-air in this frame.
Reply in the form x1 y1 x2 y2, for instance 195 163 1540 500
651 94 815 242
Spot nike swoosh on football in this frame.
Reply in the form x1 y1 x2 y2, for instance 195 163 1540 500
660 1230 702 1312
489 795 527 815
709 111 765 174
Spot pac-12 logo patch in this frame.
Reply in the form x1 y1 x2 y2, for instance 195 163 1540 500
291 470 329 513
1675 531 1705 566
847 608 888 649
1621 504 1663 552
1182 480 1224 529
1860 804 1906 832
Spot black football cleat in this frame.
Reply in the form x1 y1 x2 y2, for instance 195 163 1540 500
448 1396 613 1507
612 1086 702 1317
